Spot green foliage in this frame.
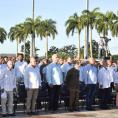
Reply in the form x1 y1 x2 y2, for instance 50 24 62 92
0 27 7 43
48 45 78 59
81 40 99 58
21 41 39 60
112 55 118 60
40 19 58 39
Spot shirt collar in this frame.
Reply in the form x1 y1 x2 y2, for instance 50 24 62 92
7 67 13 71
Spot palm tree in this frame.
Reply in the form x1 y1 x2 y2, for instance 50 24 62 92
8 24 25 55
40 19 57 59
95 11 116 37
15 23 28 58
8 26 19 55
65 13 83 59
24 16 41 57
109 12 118 37
111 20 118 37
0 27 7 43
82 8 100 58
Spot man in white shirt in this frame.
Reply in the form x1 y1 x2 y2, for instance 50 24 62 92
24 57 41 115
46 54 63 111
98 60 111 109
1 60 16 117
14 53 27 83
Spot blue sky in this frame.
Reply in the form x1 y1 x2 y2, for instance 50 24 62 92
0 0 118 56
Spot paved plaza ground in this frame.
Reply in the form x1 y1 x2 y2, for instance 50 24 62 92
3 109 118 118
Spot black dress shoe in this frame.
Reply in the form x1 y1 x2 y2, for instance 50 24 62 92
8 113 16 117
86 107 95 111
27 112 32 115
74 108 80 111
2 114 7 117
31 112 38 115
68 109 74 112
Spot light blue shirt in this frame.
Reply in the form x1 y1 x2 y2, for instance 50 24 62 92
0 64 7 88
84 64 98 85
79 66 86 82
0 67 16 91
61 63 73 80
14 60 27 79
107 66 115 83
98 67 111 88
46 62 63 85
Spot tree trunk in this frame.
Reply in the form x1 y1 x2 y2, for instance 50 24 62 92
24 39 26 59
103 33 108 57
33 33 35 57
77 32 80 59
45 36 48 59
30 33 35 57
84 27 87 59
90 28 93 58
16 39 19 57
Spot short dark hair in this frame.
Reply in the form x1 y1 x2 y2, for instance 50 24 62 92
17 53 24 58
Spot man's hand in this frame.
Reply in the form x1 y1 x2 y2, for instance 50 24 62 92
39 86 42 90
1 89 4 93
13 88 16 92
49 84 53 88
100 85 103 89
61 83 64 87
25 88 29 91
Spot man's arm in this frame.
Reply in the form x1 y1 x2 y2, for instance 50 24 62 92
46 64 52 86
24 67 29 89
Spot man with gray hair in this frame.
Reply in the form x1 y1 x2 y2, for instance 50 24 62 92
24 57 41 115
0 60 16 117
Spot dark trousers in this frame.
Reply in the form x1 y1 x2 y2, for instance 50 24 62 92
86 84 96 109
99 88 111 109
69 89 79 110
48 85 61 111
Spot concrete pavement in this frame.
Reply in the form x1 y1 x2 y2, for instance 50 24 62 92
5 109 118 118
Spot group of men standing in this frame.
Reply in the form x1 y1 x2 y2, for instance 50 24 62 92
80 58 118 110
0 54 42 117
0 53 118 117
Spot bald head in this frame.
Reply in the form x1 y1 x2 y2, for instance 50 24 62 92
89 58 95 65
30 57 36 67
67 57 72 63
107 60 112 67
52 54 59 63
7 60 13 70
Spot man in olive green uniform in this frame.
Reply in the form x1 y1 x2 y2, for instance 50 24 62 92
66 61 80 112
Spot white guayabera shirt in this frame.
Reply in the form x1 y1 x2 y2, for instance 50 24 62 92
98 67 111 89
24 65 42 89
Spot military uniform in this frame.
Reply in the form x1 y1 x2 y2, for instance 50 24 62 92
66 68 79 111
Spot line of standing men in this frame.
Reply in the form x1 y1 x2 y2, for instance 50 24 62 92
0 53 118 117
0 54 42 117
